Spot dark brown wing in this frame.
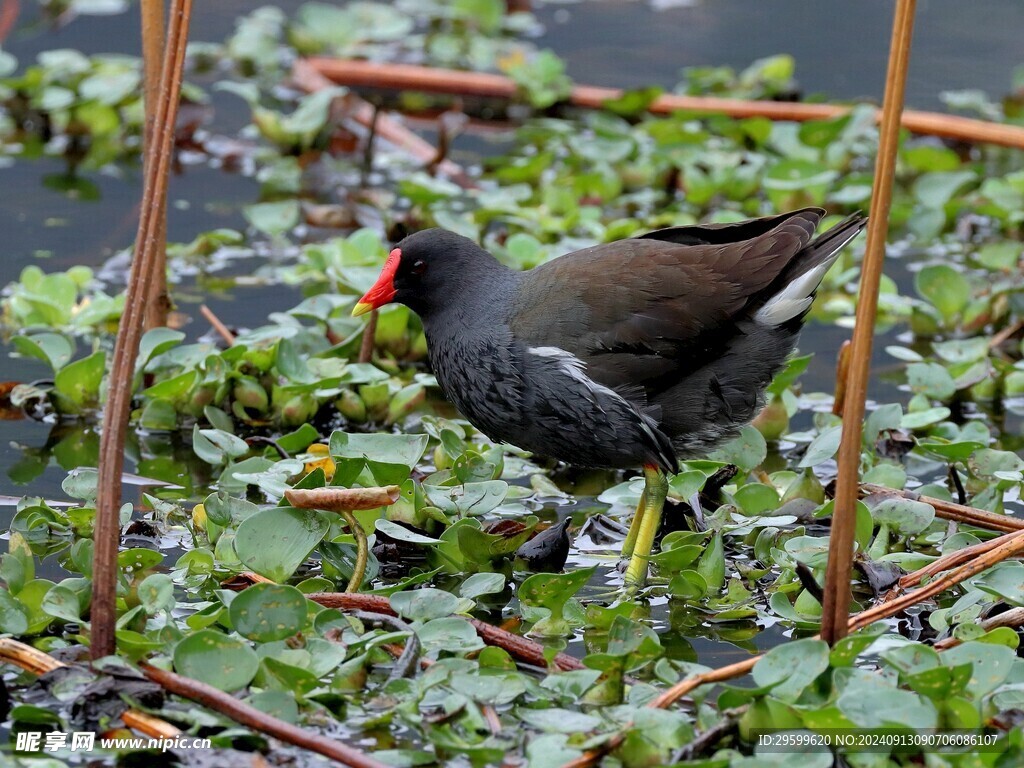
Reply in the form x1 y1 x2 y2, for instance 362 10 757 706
508 208 824 390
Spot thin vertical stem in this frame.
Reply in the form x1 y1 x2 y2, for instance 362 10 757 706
141 0 171 331
821 0 917 645
92 0 193 659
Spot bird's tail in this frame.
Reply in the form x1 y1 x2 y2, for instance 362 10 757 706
752 212 867 327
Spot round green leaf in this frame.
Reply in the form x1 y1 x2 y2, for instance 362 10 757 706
390 588 460 622
753 638 829 701
0 589 29 634
229 583 308 642
138 573 175 614
173 630 259 692
915 264 970 320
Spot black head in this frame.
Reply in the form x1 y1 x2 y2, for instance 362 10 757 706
352 228 505 319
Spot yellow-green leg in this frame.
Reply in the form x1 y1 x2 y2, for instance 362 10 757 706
623 466 668 588
621 488 647 558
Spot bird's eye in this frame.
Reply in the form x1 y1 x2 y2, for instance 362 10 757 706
411 259 427 275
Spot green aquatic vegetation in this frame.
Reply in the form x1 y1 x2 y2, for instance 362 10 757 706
0 47 204 171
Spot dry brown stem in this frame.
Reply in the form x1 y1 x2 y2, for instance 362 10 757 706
898 529 1024 589
306 592 586 672
832 340 851 416
138 662 388 768
302 57 1024 149
860 484 1024 533
358 310 378 364
93 0 194 659
199 304 236 345
291 59 476 187
141 0 170 332
823 0 918 645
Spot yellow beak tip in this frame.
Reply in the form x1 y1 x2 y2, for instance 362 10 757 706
351 302 374 318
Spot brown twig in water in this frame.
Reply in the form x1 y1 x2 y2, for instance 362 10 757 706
795 562 825 604
306 592 585 671
823 0 917 646
947 465 967 506
349 610 421 681
138 662 388 768
303 57 1024 150
0 638 180 739
93 0 194 659
846 527 1024 634
291 59 476 188
860 483 1024 533
200 304 236 345
896 529 1024 590
988 317 1024 350
381 642 433 671
933 607 1024 650
360 100 381 187
483 704 503 735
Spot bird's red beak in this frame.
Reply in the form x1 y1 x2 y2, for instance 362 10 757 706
352 248 401 317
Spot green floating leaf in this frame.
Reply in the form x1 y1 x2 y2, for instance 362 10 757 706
53 351 106 412
913 170 977 209
914 264 970 321
519 566 596 637
836 669 938 729
40 584 80 623
416 617 485 654
243 200 301 237
906 362 957 400
330 431 429 486
12 333 74 372
799 425 842 468
975 562 1024 607
709 425 766 472
229 583 308 642
753 638 829 702
0 589 29 634
234 507 330 583
870 498 935 536
390 587 460 622
137 573 174 614
374 518 440 545
137 327 185 372
460 573 506 600
173 629 259 692
940 641 1015 699
424 480 508 517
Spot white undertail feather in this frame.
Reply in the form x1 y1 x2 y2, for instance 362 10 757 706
753 225 861 326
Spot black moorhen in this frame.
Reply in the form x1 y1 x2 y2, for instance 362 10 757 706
353 208 866 586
